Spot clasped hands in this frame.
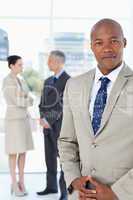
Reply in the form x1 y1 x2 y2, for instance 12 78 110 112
71 176 118 200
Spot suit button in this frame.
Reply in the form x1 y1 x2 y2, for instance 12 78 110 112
92 142 97 148
91 168 96 174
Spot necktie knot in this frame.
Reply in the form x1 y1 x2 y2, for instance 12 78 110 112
100 77 110 89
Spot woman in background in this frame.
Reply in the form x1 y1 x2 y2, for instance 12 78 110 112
2 55 34 197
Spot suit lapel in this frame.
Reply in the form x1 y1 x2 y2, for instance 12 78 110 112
83 69 95 138
54 71 68 90
46 71 67 96
97 64 133 136
45 77 54 96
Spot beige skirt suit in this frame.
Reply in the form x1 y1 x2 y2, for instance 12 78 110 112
2 72 34 154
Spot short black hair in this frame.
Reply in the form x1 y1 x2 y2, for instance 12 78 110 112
50 50 66 63
7 55 22 68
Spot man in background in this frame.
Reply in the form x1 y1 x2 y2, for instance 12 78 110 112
37 50 70 200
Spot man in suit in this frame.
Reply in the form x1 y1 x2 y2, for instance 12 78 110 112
37 50 70 200
58 18 133 200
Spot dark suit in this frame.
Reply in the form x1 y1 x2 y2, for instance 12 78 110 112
39 71 70 196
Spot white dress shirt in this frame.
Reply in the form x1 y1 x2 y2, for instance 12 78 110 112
54 68 64 79
89 63 124 120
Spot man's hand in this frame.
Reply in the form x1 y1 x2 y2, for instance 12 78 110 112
39 118 50 129
79 176 118 200
71 176 96 199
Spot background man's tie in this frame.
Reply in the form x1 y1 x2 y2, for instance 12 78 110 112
53 77 57 84
92 77 110 135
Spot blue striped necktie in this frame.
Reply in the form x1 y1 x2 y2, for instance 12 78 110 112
92 77 110 135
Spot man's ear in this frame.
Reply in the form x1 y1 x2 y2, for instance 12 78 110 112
123 38 127 48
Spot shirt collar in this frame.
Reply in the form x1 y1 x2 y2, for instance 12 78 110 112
94 62 124 84
54 68 64 79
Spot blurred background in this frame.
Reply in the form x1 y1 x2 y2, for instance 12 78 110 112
0 0 133 173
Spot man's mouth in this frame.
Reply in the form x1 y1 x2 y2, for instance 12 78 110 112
102 55 116 59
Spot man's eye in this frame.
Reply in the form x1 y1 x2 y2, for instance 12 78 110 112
111 40 119 44
95 41 102 46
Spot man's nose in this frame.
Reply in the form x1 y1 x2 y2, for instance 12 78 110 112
103 42 113 52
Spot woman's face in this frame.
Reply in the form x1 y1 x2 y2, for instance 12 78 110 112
10 59 23 74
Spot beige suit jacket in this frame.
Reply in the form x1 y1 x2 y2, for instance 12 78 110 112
2 72 33 119
59 63 133 200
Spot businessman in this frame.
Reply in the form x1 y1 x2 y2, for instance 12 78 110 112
37 50 70 200
59 18 133 200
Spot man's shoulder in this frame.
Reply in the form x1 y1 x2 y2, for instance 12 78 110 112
64 68 95 94
68 68 95 86
60 71 71 84
62 71 71 78
119 63 133 81
43 76 53 84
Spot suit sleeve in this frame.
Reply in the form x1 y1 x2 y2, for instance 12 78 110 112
3 79 33 108
58 79 81 188
111 169 133 199
39 81 45 118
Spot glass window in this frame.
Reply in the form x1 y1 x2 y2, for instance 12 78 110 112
0 0 51 17
53 0 130 18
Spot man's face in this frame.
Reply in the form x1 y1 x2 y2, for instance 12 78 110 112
91 23 126 74
47 55 60 72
